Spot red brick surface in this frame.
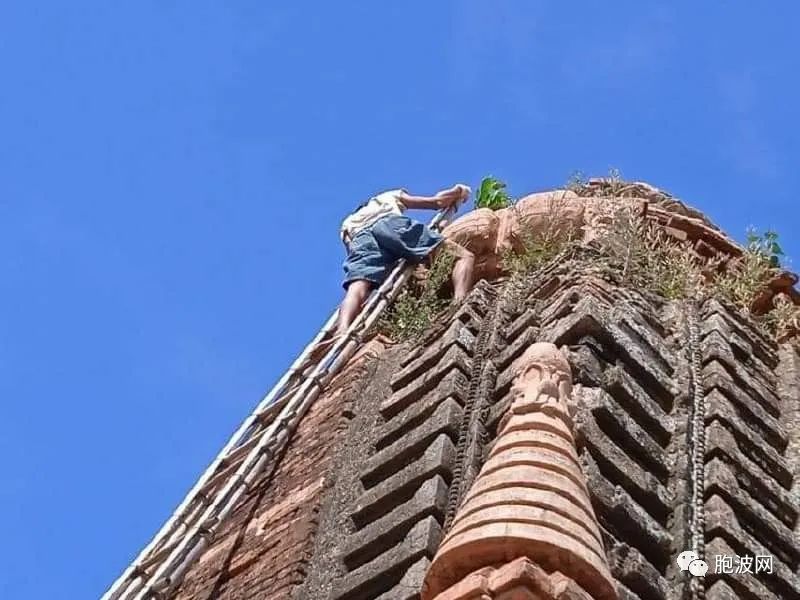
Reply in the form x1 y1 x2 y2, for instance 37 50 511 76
425 558 594 600
433 568 492 600
173 339 386 600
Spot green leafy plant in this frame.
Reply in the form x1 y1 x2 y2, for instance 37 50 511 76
746 227 783 267
713 228 782 313
475 176 512 211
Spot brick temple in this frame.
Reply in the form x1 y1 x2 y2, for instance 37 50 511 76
168 182 800 600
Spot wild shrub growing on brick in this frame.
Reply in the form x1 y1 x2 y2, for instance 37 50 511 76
378 249 455 341
712 228 783 310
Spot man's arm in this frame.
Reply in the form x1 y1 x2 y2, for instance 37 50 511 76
398 184 470 210
396 192 440 210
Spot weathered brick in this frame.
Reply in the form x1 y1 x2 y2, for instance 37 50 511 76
602 365 672 446
392 319 476 390
705 389 792 488
705 459 800 567
343 475 448 570
579 387 668 482
702 334 781 417
705 537 779 600
705 495 800 597
605 539 669 600
332 516 442 600
581 452 671 572
702 360 787 451
579 416 672 523
362 398 462 488
377 386 467 452
382 357 471 419
374 557 431 600
351 434 456 528
705 420 796 526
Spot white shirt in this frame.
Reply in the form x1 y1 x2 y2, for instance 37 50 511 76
340 189 406 241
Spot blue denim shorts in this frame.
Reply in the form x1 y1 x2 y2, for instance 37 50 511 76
343 214 444 288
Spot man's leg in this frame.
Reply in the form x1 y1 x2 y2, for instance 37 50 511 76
440 238 475 302
337 279 372 336
300 279 372 371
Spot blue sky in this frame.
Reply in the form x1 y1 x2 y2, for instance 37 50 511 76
1 2 798 599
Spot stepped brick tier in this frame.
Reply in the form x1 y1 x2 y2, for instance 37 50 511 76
171 183 800 600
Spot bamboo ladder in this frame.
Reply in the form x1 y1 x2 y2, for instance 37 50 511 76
102 206 456 600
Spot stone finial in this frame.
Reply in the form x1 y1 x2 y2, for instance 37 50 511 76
422 343 617 600
503 341 576 428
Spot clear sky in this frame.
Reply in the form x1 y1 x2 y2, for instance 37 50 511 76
1 2 798 599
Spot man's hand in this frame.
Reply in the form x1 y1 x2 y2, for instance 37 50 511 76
399 184 472 210
435 183 471 208
455 184 471 200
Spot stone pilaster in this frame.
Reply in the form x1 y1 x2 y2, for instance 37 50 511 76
422 343 617 600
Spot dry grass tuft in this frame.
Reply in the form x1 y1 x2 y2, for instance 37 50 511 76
597 202 705 300
766 294 800 341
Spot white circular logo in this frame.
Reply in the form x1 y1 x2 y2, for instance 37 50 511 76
688 559 709 577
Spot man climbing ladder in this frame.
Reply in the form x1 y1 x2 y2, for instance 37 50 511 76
336 184 475 337
335 184 475 340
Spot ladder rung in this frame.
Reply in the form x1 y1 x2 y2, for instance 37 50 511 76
223 431 264 468
202 436 262 495
253 385 300 425
251 365 323 425
139 542 174 574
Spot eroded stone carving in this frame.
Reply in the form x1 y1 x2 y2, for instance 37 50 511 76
422 342 618 600
442 189 742 278
441 188 799 315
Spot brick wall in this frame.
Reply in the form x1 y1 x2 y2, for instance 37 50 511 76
173 339 386 600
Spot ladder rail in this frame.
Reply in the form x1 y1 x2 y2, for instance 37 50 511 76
106 206 455 600
102 312 339 600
